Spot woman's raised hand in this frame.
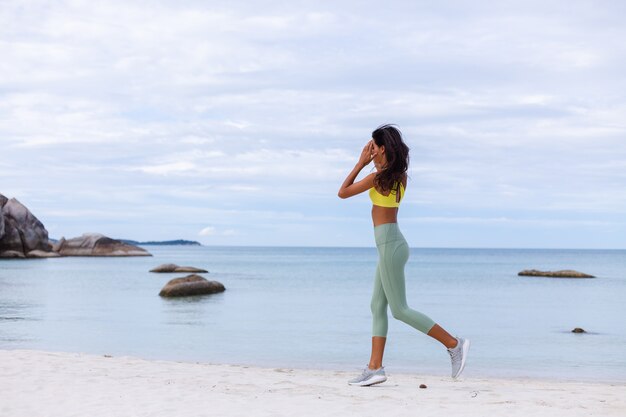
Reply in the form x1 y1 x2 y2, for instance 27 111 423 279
358 140 374 168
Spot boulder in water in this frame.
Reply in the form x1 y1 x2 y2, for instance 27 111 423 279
159 274 225 297
27 250 61 258
55 233 152 257
0 193 56 258
0 250 25 259
150 263 208 273
518 269 595 278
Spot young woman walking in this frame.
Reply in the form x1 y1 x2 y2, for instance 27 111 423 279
338 124 470 386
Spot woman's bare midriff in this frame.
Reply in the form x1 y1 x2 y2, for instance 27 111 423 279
371 205 398 227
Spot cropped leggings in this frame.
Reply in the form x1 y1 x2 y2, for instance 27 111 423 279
371 223 436 337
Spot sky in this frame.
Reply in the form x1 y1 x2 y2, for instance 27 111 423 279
1 0 625 248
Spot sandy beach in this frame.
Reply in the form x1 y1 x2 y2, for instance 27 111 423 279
1 349 624 417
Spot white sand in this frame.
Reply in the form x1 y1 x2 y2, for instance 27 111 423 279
1 350 624 417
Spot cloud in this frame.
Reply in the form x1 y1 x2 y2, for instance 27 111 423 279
198 226 216 236
198 226 236 237
135 162 197 175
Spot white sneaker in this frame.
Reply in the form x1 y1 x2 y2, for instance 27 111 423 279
348 365 387 386
448 337 470 379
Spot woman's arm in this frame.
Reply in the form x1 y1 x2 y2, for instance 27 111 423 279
337 141 377 199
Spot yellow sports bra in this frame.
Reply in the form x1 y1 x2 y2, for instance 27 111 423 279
369 182 405 208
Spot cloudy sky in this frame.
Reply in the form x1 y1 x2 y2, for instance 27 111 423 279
1 0 625 248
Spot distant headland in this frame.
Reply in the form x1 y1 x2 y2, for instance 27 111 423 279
120 239 202 246
47 238 203 247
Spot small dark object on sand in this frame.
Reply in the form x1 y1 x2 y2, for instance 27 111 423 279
572 327 586 333
419 384 427 389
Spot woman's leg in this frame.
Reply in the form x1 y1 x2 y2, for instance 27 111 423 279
378 240 437 335
379 239 458 348
427 324 458 349
368 336 387 370
369 264 388 369
373 225 471 379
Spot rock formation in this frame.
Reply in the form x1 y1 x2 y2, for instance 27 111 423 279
0 193 56 258
54 233 152 257
1 192 151 258
159 274 225 297
150 263 208 273
518 269 595 278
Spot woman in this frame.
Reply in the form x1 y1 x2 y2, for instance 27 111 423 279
338 124 470 386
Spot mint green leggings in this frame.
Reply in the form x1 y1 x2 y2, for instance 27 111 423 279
371 223 436 337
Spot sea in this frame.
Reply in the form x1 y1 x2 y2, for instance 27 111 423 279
1 246 625 382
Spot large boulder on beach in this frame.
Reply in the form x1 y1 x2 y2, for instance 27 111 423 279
159 274 225 297
150 263 208 273
55 233 152 257
0 193 56 258
518 269 595 278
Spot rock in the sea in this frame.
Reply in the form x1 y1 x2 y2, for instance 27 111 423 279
0 193 56 258
0 250 25 258
572 327 586 333
518 269 595 278
55 233 152 257
150 263 208 273
26 250 61 258
159 274 225 297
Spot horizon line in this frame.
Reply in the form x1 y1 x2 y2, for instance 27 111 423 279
139 243 626 251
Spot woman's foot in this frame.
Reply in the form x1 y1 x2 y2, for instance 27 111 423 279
348 365 387 386
447 336 470 379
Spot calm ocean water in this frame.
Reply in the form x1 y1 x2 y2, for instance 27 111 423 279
1 246 625 382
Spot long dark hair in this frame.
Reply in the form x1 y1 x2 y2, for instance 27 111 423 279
371 124 409 195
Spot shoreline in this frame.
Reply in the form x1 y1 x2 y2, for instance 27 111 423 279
3 346 625 385
2 349 624 417
5 345 624 385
